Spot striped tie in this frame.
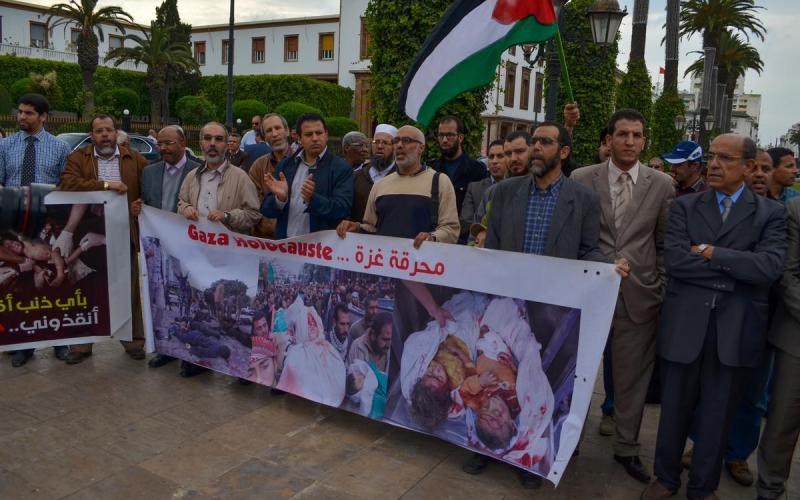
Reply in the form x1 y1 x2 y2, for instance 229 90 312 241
21 136 36 186
614 172 632 232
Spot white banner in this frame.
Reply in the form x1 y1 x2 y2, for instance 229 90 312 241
138 206 619 485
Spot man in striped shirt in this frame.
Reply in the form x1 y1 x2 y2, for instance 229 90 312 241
0 93 71 367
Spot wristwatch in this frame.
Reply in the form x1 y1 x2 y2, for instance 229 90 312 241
695 243 708 255
103 181 109 190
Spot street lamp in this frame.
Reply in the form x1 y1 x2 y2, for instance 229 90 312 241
236 118 242 134
587 0 628 47
122 108 131 132
703 114 715 132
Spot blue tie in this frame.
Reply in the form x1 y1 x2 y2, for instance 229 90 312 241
21 135 36 186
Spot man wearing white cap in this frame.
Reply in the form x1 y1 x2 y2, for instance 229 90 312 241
351 124 397 221
662 140 706 197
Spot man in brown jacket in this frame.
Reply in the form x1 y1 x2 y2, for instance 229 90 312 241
59 114 149 364
248 113 292 239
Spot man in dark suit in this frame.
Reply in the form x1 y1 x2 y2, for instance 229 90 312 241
132 125 200 370
642 133 787 500
464 121 628 489
572 109 675 484
427 115 487 242
757 195 800 500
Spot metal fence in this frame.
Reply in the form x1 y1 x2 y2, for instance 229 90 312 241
0 115 343 156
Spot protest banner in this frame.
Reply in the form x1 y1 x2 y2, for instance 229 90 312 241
0 190 132 351
138 206 619 485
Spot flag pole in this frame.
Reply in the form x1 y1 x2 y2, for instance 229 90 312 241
554 28 575 103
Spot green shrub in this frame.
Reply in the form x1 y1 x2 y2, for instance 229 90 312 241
275 101 323 130
97 88 141 116
175 95 216 125
10 78 33 104
0 85 11 114
649 90 685 159
200 74 352 119
326 116 359 138
232 99 268 126
616 59 653 131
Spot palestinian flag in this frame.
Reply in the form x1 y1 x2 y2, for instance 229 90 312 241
399 0 558 127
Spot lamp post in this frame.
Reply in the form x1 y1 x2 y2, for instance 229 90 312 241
236 118 242 135
587 0 628 47
224 0 235 130
122 108 131 132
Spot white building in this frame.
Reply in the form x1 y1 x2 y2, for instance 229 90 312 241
681 73 760 142
0 0 147 71
778 123 800 156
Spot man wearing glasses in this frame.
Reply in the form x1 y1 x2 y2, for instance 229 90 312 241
351 124 397 222
428 116 488 243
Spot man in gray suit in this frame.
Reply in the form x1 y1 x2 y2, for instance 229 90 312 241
643 133 787 500
463 121 628 488
571 109 675 484
756 194 800 500
131 125 200 369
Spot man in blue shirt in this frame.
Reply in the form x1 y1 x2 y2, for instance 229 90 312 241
0 93 71 367
766 147 799 204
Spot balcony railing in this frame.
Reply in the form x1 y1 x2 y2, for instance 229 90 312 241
0 43 147 72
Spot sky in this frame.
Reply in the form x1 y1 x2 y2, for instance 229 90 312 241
28 0 798 145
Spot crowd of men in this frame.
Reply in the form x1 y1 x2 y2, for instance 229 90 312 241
1 92 799 500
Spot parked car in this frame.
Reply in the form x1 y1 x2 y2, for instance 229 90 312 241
57 132 161 162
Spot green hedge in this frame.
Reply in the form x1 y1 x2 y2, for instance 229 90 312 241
616 59 653 132
0 54 149 115
175 95 216 125
232 99 268 124
0 55 353 122
200 74 352 120
326 116 359 138
649 90 685 159
97 88 141 116
0 85 11 114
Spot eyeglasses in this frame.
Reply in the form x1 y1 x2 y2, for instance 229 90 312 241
157 140 177 147
531 136 558 146
372 140 392 147
392 137 423 146
708 152 742 164
436 132 459 140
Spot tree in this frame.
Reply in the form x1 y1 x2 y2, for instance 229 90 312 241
790 129 800 147
617 0 653 126
365 0 489 156
679 0 765 50
630 0 650 62
105 21 198 127
154 0 195 121
649 89 685 158
47 0 134 117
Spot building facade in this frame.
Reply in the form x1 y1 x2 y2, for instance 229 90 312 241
0 0 147 72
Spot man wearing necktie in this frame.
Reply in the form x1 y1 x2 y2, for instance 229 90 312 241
572 109 675 484
642 134 787 500
0 93 71 367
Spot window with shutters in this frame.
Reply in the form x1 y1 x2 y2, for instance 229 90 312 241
504 62 517 108
284 35 298 62
109 34 124 50
252 37 265 63
222 39 232 65
359 17 370 59
319 32 334 60
194 41 206 65
68 28 80 51
30 22 47 48
520 67 531 110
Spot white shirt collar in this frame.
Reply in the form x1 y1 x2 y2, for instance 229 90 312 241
608 159 640 185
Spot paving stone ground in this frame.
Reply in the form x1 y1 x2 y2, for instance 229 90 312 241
1 340 796 500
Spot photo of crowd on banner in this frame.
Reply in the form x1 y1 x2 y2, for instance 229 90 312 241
0 203 111 346
142 237 579 478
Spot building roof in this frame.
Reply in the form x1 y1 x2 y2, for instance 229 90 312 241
0 0 149 30
192 14 340 33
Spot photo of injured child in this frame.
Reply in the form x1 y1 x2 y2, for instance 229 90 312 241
143 237 259 377
247 259 396 416
385 286 580 478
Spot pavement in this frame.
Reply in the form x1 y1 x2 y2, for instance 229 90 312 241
0 339 797 500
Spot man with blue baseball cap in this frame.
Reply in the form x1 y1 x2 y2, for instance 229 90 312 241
662 140 706 197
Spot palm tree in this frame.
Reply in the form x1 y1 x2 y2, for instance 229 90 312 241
630 0 649 62
48 0 134 117
105 21 199 126
679 0 766 50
